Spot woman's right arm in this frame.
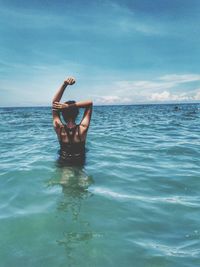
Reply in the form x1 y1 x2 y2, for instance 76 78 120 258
52 77 75 131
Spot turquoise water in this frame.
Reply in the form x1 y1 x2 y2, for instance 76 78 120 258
0 104 200 267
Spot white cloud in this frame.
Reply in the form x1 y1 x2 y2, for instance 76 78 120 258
116 80 173 91
150 89 200 102
150 91 170 101
193 90 200 100
105 1 165 36
0 3 160 37
117 17 162 36
93 95 131 105
116 74 200 93
114 74 200 101
101 74 200 104
150 91 192 102
159 74 200 83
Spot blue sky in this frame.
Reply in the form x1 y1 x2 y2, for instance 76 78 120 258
0 0 200 106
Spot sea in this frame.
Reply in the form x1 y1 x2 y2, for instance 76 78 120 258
0 103 200 267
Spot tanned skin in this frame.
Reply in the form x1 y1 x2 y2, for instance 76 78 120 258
52 77 93 143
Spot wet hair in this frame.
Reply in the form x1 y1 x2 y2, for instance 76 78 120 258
61 100 79 123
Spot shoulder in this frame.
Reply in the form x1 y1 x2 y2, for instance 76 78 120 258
53 118 63 129
78 123 89 140
79 122 89 132
53 121 65 135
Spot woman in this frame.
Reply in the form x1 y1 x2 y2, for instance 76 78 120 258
52 77 93 166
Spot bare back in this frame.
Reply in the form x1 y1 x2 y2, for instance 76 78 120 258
57 124 87 144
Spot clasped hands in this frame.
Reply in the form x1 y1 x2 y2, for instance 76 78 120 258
52 101 69 111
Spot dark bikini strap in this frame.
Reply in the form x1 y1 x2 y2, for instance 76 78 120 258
59 125 81 143
77 125 82 142
64 125 77 143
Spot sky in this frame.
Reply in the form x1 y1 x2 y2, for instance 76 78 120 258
0 0 200 106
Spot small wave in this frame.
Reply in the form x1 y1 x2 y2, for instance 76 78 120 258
92 187 200 207
135 240 200 257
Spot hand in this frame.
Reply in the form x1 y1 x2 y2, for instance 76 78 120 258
64 77 76 86
54 118 63 129
52 101 69 111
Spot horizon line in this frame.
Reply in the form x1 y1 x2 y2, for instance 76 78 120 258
0 101 199 109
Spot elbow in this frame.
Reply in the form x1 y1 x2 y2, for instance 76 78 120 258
84 100 93 107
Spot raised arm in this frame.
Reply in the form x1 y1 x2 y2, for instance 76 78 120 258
52 77 75 130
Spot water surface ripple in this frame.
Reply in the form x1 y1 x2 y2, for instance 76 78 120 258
0 104 200 267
